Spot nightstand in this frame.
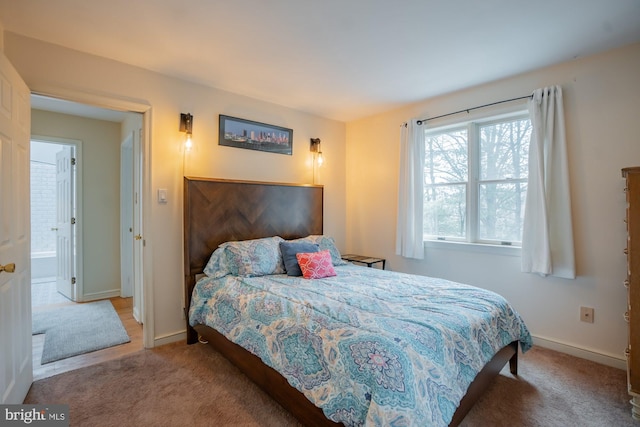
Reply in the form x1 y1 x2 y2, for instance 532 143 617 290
341 254 386 270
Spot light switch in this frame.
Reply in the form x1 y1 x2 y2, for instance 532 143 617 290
158 188 168 204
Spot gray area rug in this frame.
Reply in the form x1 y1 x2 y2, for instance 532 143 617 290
32 300 130 364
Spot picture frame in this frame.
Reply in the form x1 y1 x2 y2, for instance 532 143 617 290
218 115 293 155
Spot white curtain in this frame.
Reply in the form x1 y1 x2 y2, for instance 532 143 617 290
396 119 425 259
521 86 575 279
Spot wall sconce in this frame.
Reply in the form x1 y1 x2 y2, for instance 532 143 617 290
180 113 193 151
310 138 324 166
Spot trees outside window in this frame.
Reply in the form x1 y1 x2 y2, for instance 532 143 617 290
424 114 531 245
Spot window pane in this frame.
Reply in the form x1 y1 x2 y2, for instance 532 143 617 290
480 118 531 180
478 181 527 242
424 129 468 184
424 184 466 239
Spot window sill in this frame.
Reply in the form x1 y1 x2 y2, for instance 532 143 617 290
424 240 521 257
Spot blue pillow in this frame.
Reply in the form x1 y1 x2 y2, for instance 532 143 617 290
288 235 348 266
279 241 319 276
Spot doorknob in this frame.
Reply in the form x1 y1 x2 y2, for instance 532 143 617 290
51 227 58 231
134 235 142 240
0 263 15 273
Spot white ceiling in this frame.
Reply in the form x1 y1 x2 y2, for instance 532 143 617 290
2 0 640 122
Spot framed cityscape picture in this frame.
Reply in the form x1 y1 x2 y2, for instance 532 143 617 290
218 115 293 155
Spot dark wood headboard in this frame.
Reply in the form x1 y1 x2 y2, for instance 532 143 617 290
183 176 324 343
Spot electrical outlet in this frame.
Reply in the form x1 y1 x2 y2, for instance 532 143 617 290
580 306 594 323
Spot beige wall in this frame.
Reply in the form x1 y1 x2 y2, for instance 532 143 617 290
4 32 346 344
31 109 122 299
346 42 640 365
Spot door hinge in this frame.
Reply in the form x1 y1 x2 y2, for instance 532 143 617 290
71 157 77 166
71 217 76 224
71 277 76 285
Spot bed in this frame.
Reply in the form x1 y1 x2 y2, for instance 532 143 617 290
183 177 532 427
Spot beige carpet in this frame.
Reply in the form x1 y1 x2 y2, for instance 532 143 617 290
24 342 636 427
460 347 635 427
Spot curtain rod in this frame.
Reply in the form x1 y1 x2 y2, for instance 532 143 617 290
416 94 532 125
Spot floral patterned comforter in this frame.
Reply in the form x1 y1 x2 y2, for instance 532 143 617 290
189 264 532 427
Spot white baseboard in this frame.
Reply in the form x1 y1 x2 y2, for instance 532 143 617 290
82 289 121 301
532 335 626 370
153 331 186 347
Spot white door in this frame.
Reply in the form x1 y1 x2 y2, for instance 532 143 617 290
0 51 32 404
120 133 133 298
133 128 143 323
55 146 75 300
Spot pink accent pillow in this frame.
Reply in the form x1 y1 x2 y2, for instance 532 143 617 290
296 250 337 279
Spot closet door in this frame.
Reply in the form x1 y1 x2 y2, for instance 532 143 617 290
623 166 640 420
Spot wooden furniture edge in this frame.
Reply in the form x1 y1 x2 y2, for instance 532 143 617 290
183 176 198 344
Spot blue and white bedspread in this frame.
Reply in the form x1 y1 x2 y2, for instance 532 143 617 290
189 264 532 427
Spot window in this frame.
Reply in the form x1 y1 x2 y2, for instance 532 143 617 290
423 113 532 246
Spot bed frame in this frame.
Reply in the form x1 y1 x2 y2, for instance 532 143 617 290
183 176 518 427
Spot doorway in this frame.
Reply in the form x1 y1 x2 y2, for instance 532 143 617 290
29 95 146 379
30 139 81 305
